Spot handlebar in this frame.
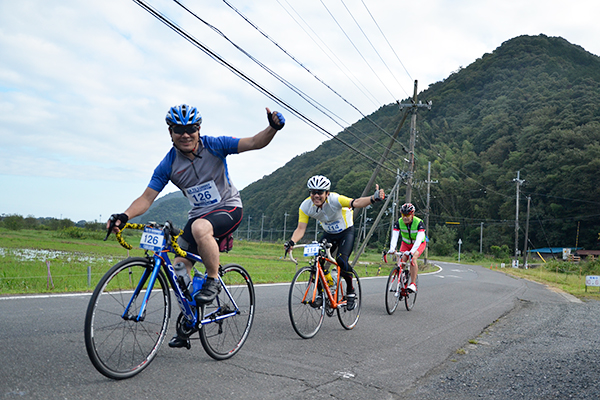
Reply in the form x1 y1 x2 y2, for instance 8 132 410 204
107 221 188 258
287 241 335 265
382 251 413 264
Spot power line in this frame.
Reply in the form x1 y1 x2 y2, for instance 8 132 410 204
339 0 409 98
360 0 413 84
221 0 407 158
133 0 398 175
318 0 396 102
277 0 381 107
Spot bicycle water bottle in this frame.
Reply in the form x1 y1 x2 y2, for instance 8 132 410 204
173 262 192 294
192 270 205 296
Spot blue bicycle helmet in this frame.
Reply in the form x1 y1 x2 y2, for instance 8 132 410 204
165 104 202 126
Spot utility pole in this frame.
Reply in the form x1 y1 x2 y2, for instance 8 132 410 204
513 171 524 267
283 212 288 241
480 222 484 253
424 161 437 264
260 214 265 241
523 196 531 268
353 81 431 256
247 215 252 241
398 80 432 203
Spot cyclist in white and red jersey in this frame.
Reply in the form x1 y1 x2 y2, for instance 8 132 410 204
284 175 385 310
108 104 284 348
388 203 426 293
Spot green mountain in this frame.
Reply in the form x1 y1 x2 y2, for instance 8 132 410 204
134 34 600 255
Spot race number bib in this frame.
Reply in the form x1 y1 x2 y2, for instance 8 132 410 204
322 220 344 234
140 227 165 252
184 180 221 207
303 243 320 257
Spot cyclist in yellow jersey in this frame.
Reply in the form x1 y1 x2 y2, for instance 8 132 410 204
284 175 385 310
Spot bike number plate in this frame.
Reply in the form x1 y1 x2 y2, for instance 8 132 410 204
139 227 165 252
303 243 320 257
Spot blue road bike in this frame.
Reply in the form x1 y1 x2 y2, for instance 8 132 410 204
84 221 255 380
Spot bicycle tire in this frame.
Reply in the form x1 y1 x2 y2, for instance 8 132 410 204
405 275 419 311
84 257 170 380
385 267 401 315
199 264 255 360
337 268 361 330
288 266 325 339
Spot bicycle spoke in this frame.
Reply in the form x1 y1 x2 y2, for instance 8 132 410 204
288 266 324 339
84 258 170 380
385 267 400 315
200 264 255 360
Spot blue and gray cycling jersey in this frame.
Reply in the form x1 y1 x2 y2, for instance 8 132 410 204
148 135 243 219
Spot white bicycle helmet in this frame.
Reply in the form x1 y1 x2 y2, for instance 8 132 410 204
307 175 331 191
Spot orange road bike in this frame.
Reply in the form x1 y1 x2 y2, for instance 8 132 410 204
84 221 254 379
383 252 418 314
287 240 361 339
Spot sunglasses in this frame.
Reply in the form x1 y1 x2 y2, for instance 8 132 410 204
401 213 413 218
171 124 199 135
310 189 325 195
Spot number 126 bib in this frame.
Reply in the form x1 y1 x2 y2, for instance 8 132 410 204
184 180 221 207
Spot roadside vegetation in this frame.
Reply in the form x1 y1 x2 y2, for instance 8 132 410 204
2 225 598 301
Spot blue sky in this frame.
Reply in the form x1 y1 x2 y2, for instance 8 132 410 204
1 0 599 222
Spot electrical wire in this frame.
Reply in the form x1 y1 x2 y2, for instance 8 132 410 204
339 0 409 98
221 0 407 157
318 0 397 102
133 0 397 174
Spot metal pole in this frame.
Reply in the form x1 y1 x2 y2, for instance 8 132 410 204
283 212 288 241
351 175 400 267
513 171 524 267
425 162 431 264
247 215 252 241
480 222 484 253
260 214 265 241
523 196 531 268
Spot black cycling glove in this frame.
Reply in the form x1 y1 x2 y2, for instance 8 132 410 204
268 110 285 130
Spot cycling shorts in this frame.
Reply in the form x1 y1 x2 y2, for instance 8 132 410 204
320 225 355 272
178 206 243 255
400 241 426 257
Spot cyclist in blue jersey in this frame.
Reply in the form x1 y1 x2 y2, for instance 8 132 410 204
108 104 284 348
284 175 385 310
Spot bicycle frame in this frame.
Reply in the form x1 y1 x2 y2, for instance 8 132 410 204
119 224 240 330
290 244 347 309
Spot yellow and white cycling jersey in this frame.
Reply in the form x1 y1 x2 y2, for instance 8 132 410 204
298 192 353 234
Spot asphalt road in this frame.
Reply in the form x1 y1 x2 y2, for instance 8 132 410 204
0 261 586 399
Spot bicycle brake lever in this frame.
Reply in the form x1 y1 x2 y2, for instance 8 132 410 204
104 216 116 241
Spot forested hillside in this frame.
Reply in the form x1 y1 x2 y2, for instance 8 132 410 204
136 34 600 255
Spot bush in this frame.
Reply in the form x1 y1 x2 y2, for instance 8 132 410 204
491 244 510 259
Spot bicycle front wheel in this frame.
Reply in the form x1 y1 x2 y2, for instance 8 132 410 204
385 267 401 315
200 264 255 360
405 275 419 311
337 268 361 330
84 257 170 380
288 266 324 339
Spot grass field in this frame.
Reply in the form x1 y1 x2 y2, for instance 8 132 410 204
1 228 598 300
0 228 408 295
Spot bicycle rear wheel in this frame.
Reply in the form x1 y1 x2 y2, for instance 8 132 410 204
288 266 324 339
84 257 170 380
337 268 361 330
405 275 419 311
200 264 255 360
385 267 401 315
